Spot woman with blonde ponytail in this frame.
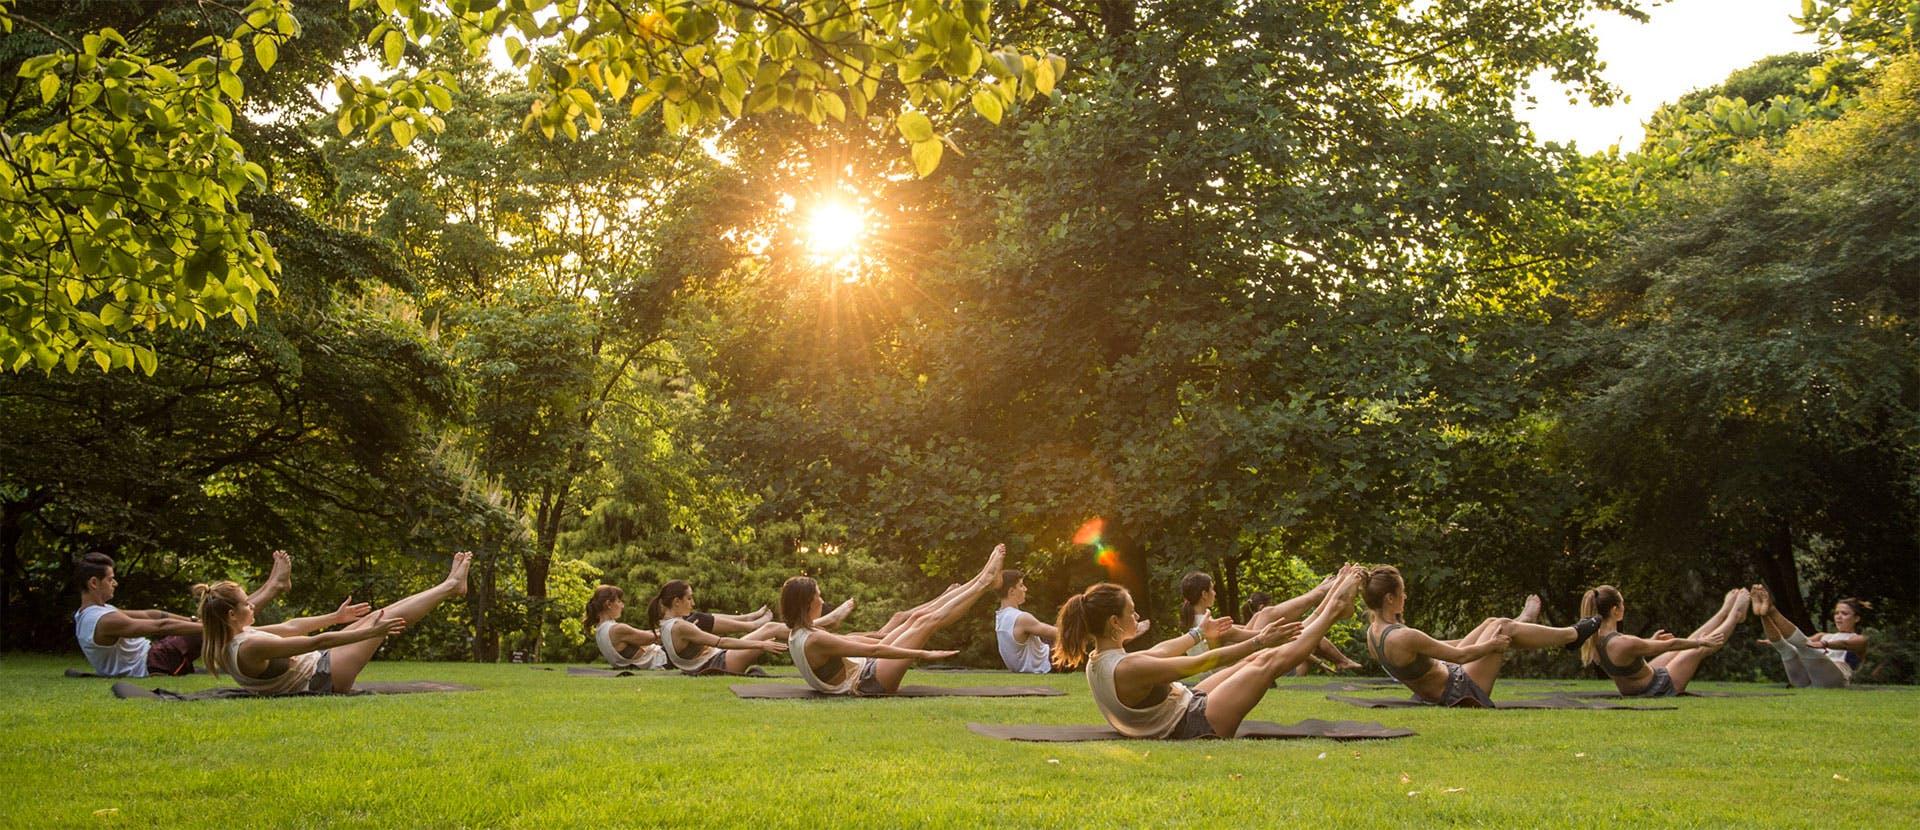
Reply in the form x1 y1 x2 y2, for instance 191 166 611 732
1582 584 1747 697
1360 566 1601 707
1055 565 1366 740
199 552 473 695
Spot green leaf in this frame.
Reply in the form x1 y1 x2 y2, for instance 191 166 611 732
897 110 934 142
910 137 943 177
39 72 59 104
384 29 406 67
254 37 278 72
971 89 1003 124
93 350 112 373
136 346 157 376
391 119 416 146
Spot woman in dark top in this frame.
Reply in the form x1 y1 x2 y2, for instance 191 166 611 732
1581 585 1744 697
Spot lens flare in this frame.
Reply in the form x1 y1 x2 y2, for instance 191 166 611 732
1072 517 1105 546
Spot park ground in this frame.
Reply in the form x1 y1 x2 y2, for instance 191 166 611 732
2 654 1915 828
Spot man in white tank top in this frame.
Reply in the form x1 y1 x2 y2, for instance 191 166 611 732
994 571 1054 673
71 551 291 677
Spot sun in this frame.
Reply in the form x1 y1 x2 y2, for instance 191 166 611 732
802 200 867 262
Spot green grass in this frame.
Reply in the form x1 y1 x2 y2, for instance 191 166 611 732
2 654 1915 828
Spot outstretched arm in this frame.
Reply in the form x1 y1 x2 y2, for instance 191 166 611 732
1119 620 1303 688
1807 632 1868 652
673 622 784 653
1402 626 1504 664
236 616 401 662
257 598 370 637
806 628 949 661
1013 613 1057 644
92 611 201 643
1613 630 1721 658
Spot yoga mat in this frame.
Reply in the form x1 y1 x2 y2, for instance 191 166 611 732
112 681 478 700
1274 679 1404 693
1527 689 1790 699
67 667 205 678
681 665 778 678
1328 694 1677 711
967 718 1416 742
730 683 1064 699
565 667 660 677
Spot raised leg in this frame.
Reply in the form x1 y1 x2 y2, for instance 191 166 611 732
869 546 1004 691
815 597 857 630
247 550 293 609
1200 587 1355 736
1652 590 1747 690
327 552 469 692
724 621 789 673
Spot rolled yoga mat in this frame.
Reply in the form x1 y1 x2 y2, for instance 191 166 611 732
112 680 479 700
966 718 1416 742
730 683 1064 699
1327 694 1677 711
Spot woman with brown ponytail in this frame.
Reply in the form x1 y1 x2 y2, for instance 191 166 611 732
779 544 1005 695
583 586 666 670
649 580 790 674
1581 585 1746 697
1360 566 1601 707
197 551 471 695
1052 565 1364 740
1751 585 1869 688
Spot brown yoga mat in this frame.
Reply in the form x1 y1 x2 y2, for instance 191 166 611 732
1273 678 1405 693
966 718 1416 742
1527 689 1790 699
1327 694 1677 711
67 667 206 678
112 680 479 700
730 683 1064 699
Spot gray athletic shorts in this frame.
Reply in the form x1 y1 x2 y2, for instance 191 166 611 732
1435 661 1494 708
306 650 334 693
1630 666 1678 698
854 657 888 695
1165 690 1218 739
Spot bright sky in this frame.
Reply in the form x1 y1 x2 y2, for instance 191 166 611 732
1519 0 1820 151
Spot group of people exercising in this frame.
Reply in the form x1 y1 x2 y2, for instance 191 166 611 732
73 543 1873 739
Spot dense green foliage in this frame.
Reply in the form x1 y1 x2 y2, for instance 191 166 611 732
4 656 1918 827
1 0 1914 680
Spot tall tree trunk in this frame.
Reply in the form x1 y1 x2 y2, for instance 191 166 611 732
1752 518 1814 633
1 492 49 653
1220 553 1243 623
470 553 500 662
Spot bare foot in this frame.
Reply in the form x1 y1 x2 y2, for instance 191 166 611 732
982 543 1006 581
266 549 293 593
819 597 856 628
445 551 473 597
1518 594 1543 623
1750 584 1773 616
1731 588 1752 623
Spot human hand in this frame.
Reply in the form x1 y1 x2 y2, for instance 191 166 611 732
361 610 405 639
333 597 372 625
1257 620 1304 648
1201 616 1235 645
1651 630 1675 641
1805 635 1827 649
922 649 959 661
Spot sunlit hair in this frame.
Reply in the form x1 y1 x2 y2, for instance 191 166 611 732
781 576 819 630
1579 585 1625 666
73 551 114 589
1239 591 1272 623
1053 583 1129 670
997 569 1025 599
1361 566 1404 613
584 585 623 634
648 580 691 629
1178 572 1213 628
193 581 250 679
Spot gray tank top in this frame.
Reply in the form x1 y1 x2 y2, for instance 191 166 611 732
1086 649 1190 739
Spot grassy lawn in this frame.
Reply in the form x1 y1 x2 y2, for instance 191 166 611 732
2 653 1915 828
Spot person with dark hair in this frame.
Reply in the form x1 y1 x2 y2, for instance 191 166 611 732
1052 565 1363 740
1751 585 1869 688
1581 584 1745 697
1360 566 1601 707
650 580 789 674
72 549 292 677
780 544 1004 695
1177 571 1362 673
993 569 1151 673
197 552 470 695
584 586 665 670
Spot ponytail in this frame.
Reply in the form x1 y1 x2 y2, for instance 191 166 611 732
648 580 690 629
1178 572 1213 628
193 581 249 679
1052 583 1129 670
584 585 623 634
1579 585 1623 666
1360 566 1403 614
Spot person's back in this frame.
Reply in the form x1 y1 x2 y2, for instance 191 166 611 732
994 606 1051 673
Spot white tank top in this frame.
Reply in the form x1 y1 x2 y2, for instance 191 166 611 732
658 617 718 670
789 627 864 694
1087 648 1191 739
226 629 322 695
74 604 151 677
995 606 1051 673
595 621 665 669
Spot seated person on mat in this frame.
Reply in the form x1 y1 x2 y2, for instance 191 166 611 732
1752 585 1868 688
780 544 1006 695
1582 584 1743 697
1052 565 1363 740
1179 571 1362 673
197 552 471 695
1361 566 1601 706
584 585 665 670
650 580 789 674
72 550 291 677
